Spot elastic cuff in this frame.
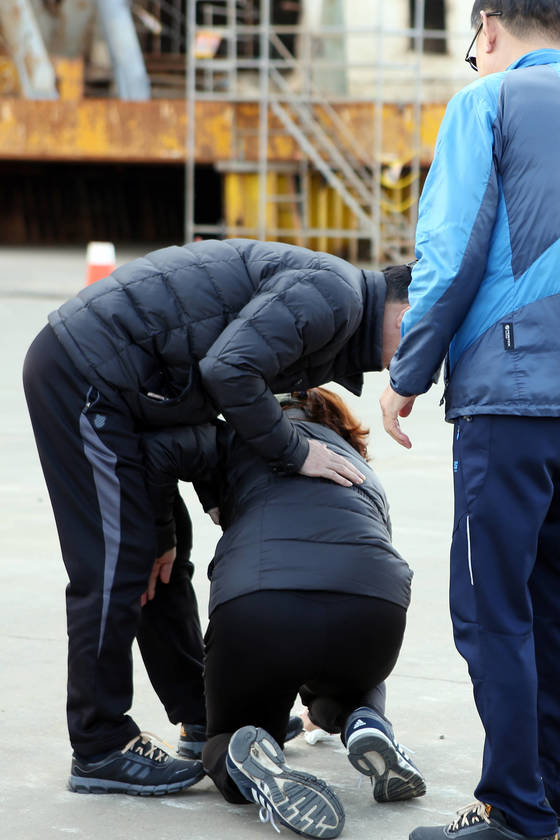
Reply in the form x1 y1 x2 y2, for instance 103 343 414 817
389 377 415 398
269 435 310 475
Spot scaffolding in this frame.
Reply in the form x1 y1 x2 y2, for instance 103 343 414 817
0 0 461 255
184 0 434 266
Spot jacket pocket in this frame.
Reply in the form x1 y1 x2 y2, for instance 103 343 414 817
452 415 491 524
136 367 216 427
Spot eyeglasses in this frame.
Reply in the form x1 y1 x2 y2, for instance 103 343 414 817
465 11 503 71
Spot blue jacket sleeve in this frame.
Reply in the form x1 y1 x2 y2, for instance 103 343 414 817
389 81 500 397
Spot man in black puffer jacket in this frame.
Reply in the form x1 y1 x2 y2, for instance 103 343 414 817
22 239 411 794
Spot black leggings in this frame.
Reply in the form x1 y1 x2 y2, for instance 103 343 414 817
202 589 406 803
136 493 205 728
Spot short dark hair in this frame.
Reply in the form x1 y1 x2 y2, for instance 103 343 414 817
471 1 560 39
383 264 412 303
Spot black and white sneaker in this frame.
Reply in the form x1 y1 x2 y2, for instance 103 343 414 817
69 732 205 795
227 725 345 838
345 707 426 802
410 801 559 840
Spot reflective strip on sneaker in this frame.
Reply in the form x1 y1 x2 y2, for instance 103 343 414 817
227 725 345 838
346 727 426 803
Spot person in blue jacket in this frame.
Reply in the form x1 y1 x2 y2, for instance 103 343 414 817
380 3 560 840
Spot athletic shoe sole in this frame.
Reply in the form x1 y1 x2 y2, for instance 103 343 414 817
347 729 426 802
68 767 205 795
228 725 345 838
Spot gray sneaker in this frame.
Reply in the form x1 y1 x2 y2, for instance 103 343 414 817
227 725 345 838
410 802 559 840
69 732 205 795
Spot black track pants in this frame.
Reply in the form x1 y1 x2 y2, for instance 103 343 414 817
23 325 204 756
137 494 205 727
202 589 406 803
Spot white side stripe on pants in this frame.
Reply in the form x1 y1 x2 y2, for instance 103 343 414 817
466 515 474 586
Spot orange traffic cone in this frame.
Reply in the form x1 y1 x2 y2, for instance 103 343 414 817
85 242 116 286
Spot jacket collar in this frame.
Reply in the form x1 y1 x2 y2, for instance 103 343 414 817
508 49 560 71
283 406 308 421
334 269 386 397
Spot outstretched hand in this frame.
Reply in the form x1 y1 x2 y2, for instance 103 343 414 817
299 438 365 487
379 384 416 449
141 546 176 607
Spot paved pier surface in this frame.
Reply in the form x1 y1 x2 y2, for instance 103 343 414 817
0 246 483 840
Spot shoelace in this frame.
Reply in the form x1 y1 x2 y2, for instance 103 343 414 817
120 731 172 763
252 789 281 834
448 802 491 833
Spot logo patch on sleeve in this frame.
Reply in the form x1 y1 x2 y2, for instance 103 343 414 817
502 323 515 351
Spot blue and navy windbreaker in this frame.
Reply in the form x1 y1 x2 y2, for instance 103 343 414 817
390 50 560 419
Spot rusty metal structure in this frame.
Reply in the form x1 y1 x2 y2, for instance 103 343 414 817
185 0 431 263
0 0 470 260
0 0 57 98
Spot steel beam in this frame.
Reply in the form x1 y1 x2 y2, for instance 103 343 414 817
0 0 57 98
95 0 150 100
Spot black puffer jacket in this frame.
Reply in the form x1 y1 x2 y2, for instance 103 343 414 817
143 411 413 615
49 239 385 472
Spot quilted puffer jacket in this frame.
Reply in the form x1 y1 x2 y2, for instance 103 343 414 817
143 410 413 615
49 239 385 472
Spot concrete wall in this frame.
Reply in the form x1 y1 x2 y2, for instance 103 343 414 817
307 0 477 102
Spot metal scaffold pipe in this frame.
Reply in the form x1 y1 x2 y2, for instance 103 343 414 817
0 0 58 98
258 0 271 240
95 0 151 100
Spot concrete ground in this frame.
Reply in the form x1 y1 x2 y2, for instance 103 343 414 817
0 246 484 840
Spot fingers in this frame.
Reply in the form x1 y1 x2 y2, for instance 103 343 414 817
384 415 412 449
159 561 173 585
141 547 176 607
328 454 365 485
379 385 415 449
146 567 159 601
323 469 353 487
326 447 365 483
299 438 366 485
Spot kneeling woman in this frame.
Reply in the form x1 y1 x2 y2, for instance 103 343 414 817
144 388 421 838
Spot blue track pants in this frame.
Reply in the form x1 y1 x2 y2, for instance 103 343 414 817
451 414 560 837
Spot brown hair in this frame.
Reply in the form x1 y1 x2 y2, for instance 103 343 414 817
282 387 370 460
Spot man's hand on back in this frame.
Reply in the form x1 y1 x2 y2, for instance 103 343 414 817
299 438 365 487
380 384 416 449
